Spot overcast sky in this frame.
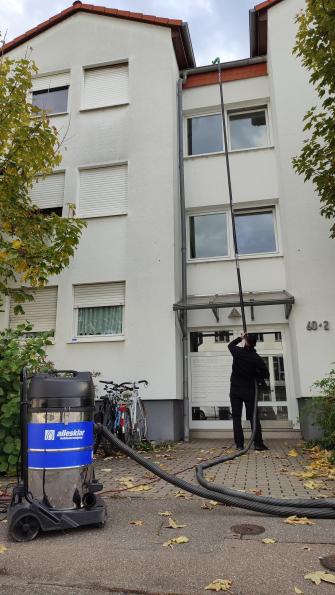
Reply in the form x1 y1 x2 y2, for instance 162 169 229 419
0 0 256 66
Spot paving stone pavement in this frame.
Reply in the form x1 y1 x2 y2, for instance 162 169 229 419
94 439 335 500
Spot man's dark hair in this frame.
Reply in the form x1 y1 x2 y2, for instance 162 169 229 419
246 333 258 347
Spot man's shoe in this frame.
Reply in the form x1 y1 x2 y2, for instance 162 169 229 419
236 445 244 451
254 443 269 451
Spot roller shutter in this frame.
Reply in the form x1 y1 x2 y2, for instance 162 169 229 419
79 164 127 218
9 287 58 332
30 172 65 210
83 64 128 109
73 282 125 308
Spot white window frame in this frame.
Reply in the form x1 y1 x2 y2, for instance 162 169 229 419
233 206 279 258
31 69 70 117
187 206 280 263
187 209 231 262
185 112 224 158
227 107 270 152
71 283 126 343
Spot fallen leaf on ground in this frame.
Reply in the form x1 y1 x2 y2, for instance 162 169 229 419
174 490 190 499
303 480 326 490
291 471 316 480
302 546 311 551
304 571 335 585
0 544 7 554
284 516 315 526
165 518 187 529
100 468 113 472
205 579 232 592
129 520 144 526
163 536 189 548
158 511 172 516
201 502 214 510
205 474 216 481
288 449 299 457
250 489 262 496
262 538 276 544
209 500 219 506
294 587 304 594
130 484 152 492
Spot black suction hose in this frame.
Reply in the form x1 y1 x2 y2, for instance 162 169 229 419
96 424 335 518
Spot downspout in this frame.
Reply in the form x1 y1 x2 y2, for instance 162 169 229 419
177 74 189 442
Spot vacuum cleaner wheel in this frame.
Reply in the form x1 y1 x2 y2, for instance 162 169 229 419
10 514 41 542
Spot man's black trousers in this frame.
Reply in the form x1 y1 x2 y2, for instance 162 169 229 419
230 395 263 447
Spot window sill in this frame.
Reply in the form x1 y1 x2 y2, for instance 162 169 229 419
184 146 274 160
67 336 125 344
79 102 129 113
48 112 69 117
79 212 127 220
188 253 283 264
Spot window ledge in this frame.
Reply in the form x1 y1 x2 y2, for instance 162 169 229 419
79 102 129 113
79 212 128 220
188 253 283 264
184 146 274 160
68 336 125 344
48 112 69 117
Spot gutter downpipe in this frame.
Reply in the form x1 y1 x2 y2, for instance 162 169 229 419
177 73 189 442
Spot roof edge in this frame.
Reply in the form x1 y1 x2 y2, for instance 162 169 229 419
2 2 195 68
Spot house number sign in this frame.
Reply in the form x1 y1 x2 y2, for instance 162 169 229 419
306 321 330 331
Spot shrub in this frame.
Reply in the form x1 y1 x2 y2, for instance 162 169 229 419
311 366 335 450
0 324 53 475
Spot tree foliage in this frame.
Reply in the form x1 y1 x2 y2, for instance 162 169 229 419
0 54 85 311
0 325 53 474
293 0 335 237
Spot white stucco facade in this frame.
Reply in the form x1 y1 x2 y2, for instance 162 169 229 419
2 0 334 440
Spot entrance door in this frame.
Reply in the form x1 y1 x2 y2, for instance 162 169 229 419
189 330 291 429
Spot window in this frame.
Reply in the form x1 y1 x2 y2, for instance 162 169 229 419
30 172 65 214
32 87 69 114
235 210 277 255
229 109 268 150
190 213 228 259
9 287 58 333
83 63 129 110
79 164 128 218
187 114 223 156
31 72 70 114
73 282 125 337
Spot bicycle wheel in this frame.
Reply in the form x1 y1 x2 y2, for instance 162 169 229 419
120 408 133 447
133 400 148 446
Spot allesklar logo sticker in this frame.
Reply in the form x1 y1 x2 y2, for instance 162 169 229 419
44 429 55 441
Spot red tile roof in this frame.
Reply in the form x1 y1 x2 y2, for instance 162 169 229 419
183 61 267 90
2 2 195 68
254 0 284 11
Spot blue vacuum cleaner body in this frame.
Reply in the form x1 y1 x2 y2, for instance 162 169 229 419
8 369 106 541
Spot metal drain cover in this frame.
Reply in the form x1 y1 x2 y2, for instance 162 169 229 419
231 523 265 536
320 555 335 572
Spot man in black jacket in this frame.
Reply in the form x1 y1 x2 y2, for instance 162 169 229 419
228 333 269 451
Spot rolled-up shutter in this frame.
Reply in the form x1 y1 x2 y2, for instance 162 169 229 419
30 172 65 210
83 64 128 109
79 164 127 218
74 282 125 308
32 72 70 92
9 287 58 332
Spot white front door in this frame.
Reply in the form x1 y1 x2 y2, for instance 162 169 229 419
189 329 292 429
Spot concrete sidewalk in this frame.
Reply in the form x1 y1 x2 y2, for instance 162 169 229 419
1 439 334 594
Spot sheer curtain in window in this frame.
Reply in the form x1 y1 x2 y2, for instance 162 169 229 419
78 306 122 336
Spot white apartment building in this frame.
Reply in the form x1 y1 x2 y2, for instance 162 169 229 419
2 0 335 441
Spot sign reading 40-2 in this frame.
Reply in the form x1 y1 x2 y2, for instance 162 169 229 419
306 321 330 331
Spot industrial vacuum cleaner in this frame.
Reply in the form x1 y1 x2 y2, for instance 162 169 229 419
8 368 106 541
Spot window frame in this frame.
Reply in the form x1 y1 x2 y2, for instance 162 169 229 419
32 85 69 116
73 305 125 339
187 209 231 262
233 206 279 257
185 112 224 157
187 206 280 263
227 107 270 152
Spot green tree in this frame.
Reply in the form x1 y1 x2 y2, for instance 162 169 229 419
293 0 335 237
0 54 85 311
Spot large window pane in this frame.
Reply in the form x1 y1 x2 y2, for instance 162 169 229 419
188 115 223 155
190 213 228 259
229 110 267 150
78 306 123 336
32 86 69 114
235 211 276 255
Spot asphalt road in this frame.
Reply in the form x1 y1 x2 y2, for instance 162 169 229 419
1 497 335 595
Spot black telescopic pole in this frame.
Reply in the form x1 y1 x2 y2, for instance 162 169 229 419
214 59 247 334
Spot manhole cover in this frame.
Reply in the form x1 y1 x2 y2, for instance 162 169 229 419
320 555 335 572
231 524 265 535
